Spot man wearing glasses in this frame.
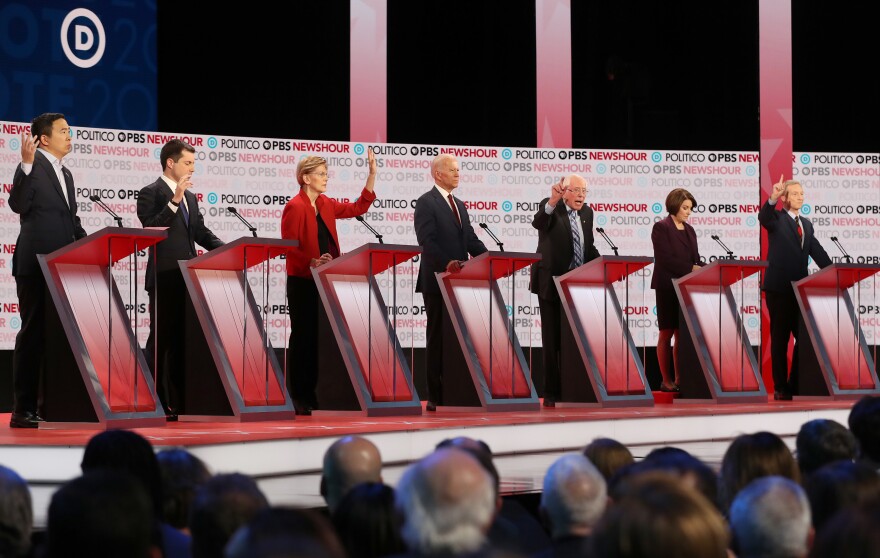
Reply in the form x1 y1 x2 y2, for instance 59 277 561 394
530 174 600 407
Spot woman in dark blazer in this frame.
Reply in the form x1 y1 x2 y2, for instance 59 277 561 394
281 149 376 414
651 188 702 392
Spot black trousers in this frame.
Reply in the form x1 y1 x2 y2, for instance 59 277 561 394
12 273 48 414
287 276 319 407
765 288 801 394
146 270 188 413
423 292 447 404
538 296 562 400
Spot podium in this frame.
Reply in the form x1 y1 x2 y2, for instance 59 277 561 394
435 251 540 412
179 238 298 421
554 256 654 407
312 243 422 416
673 260 768 403
37 227 167 428
793 264 880 398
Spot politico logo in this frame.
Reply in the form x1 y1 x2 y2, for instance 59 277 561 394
61 9 106 68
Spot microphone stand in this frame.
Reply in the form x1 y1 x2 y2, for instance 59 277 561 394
89 195 124 228
479 223 504 252
710 235 735 260
355 215 383 244
830 236 853 263
227 207 258 237
595 228 618 256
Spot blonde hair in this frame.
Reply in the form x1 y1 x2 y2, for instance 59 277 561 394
296 156 328 187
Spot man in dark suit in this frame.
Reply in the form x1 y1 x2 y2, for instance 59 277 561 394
414 154 487 411
8 113 88 428
530 175 600 407
137 139 224 419
759 175 831 400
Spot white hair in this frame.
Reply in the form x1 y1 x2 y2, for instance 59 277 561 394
395 450 496 554
730 476 812 558
541 454 607 537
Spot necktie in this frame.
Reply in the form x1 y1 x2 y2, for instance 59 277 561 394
569 209 583 269
794 215 802 246
54 160 70 207
448 194 461 227
180 199 190 226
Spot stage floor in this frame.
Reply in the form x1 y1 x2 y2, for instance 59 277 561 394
1 398 855 528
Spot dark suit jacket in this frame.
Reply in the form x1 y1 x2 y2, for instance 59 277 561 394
414 187 487 295
137 178 224 290
530 198 600 301
758 200 831 293
650 215 702 290
9 150 87 276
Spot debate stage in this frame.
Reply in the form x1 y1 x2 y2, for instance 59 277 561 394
1 397 855 528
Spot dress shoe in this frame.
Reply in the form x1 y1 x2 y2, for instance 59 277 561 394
543 397 556 408
9 411 43 429
660 382 681 393
774 391 793 401
425 401 437 412
293 400 313 416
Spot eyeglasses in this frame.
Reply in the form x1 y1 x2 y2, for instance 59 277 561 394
567 188 588 195
310 172 329 177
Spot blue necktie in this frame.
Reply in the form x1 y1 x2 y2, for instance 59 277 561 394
180 200 189 226
569 209 582 269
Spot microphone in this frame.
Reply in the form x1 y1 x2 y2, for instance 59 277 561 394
89 195 124 227
355 215 383 244
227 207 257 237
830 236 853 263
710 234 735 259
479 223 504 252
595 227 619 256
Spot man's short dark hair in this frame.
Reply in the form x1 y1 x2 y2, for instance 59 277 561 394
796 418 857 475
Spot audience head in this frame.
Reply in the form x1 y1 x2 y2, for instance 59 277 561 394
720 431 800 509
540 454 607 538
156 448 212 531
435 436 500 497
795 418 857 475
80 429 164 520
226 506 345 558
848 395 880 466
611 446 720 511
808 499 880 558
729 476 812 558
45 470 157 558
582 437 634 482
0 465 33 558
591 473 729 558
803 460 880 531
332 482 404 558
190 472 269 558
395 448 495 554
321 436 383 513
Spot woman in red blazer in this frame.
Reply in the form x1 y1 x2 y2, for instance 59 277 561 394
281 149 377 414
651 188 703 392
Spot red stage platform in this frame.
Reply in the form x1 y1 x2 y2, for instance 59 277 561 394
1 398 855 528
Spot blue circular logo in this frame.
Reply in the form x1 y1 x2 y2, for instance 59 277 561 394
597 163 606 174
748 317 758 328
651 152 662 163
10 137 20 151
505 305 513 316
746 166 756 176
207 137 218 149
340 170 350 180
652 306 658 316
10 317 21 329
637 176 648 187
800 154 811 164
501 200 513 212
597 214 607 226
638 228 648 239
155 147 162 159
501 148 512 160
801 204 812 215
339 223 351 234
488 175 498 185
207 192 218 204
353 144 365 155
652 202 663 214
746 216 757 227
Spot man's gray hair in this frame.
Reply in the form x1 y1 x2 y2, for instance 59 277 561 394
0 465 33 556
730 476 812 558
541 454 607 537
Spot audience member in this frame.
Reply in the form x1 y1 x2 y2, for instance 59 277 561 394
720 431 800 509
795 418 857 475
191 473 269 558
332 482 405 558
808 499 880 558
321 436 383 514
0 464 33 558
226 506 345 558
157 448 212 533
537 454 606 558
847 394 880 470
729 476 813 558
802 460 880 532
582 438 634 482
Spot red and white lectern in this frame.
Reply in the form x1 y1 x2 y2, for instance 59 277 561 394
312 243 422 416
37 227 167 428
554 256 654 407
794 264 880 399
435 251 540 412
179 237 298 421
673 260 768 403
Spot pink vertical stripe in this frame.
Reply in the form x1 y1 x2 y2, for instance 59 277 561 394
535 0 572 148
758 0 793 392
350 0 387 142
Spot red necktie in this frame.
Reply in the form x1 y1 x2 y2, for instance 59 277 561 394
795 215 802 239
448 194 461 227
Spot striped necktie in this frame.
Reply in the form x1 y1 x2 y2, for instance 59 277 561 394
569 209 582 269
